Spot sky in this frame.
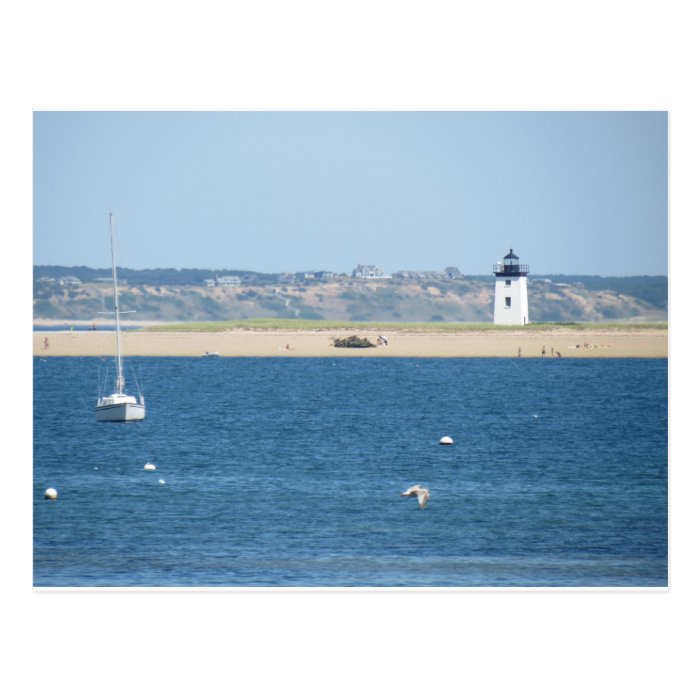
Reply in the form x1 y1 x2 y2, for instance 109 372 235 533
33 110 668 277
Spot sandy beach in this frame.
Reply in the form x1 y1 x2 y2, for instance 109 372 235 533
33 327 668 358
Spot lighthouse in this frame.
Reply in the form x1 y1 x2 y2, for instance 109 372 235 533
493 249 529 325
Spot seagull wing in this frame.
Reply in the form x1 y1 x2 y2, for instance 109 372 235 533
401 485 422 497
417 489 430 509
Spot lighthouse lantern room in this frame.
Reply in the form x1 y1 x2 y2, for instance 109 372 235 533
493 249 529 325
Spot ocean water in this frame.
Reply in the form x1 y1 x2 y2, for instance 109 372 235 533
33 356 667 587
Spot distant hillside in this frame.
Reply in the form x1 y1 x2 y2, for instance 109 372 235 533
33 267 668 323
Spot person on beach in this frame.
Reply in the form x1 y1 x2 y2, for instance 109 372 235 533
541 345 546 357
43 336 49 349
518 346 522 357
556 351 561 358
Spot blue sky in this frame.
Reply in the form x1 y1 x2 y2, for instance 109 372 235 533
33 111 667 276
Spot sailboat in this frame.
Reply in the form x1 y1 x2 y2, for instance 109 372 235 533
95 213 146 422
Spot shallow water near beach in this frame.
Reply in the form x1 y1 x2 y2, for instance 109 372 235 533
33 356 667 587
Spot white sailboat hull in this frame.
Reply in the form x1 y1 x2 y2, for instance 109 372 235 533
95 395 145 422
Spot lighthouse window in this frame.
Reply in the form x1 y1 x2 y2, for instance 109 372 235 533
505 280 511 287
505 297 512 308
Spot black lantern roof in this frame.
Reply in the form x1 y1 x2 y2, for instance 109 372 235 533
493 248 528 277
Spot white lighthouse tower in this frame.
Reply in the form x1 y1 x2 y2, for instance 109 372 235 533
493 249 529 325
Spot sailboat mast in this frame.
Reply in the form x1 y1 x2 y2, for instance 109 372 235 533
109 212 124 394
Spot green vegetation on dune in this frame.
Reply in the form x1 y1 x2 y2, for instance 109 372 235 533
141 319 667 333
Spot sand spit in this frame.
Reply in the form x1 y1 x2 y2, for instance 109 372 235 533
34 327 667 359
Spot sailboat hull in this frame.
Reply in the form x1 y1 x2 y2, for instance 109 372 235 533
95 396 145 422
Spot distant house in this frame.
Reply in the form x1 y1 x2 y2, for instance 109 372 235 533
352 264 387 279
444 267 462 279
303 271 335 281
36 276 55 284
204 278 216 287
216 275 241 287
59 276 81 286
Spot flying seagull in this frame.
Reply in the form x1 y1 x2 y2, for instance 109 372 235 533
401 484 430 509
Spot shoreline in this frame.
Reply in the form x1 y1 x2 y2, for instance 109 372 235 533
33 327 668 358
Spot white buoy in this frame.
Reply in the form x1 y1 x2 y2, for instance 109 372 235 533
144 462 157 471
158 479 166 485
439 435 454 445
44 488 58 500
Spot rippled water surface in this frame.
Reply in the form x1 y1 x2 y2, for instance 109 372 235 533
33 356 667 586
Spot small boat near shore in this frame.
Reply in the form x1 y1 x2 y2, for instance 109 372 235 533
202 351 220 357
95 213 145 422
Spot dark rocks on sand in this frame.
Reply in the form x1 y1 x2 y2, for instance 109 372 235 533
333 335 376 348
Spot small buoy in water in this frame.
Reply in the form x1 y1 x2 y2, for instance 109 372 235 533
158 479 166 485
44 488 58 500
439 436 454 445
144 462 157 471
